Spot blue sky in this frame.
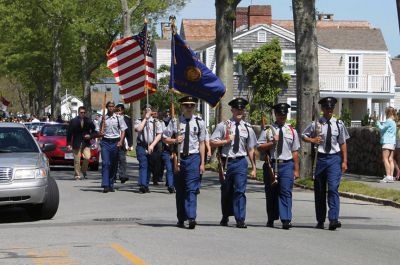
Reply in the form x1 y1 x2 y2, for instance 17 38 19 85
173 0 400 57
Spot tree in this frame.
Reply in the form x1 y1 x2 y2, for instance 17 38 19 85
236 39 291 124
397 0 400 33
292 0 319 178
215 0 241 122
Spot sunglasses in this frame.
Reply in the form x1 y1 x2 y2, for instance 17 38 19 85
80 112 86 114
183 104 195 108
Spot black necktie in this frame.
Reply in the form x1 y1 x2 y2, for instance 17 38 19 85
233 122 240 154
325 120 332 153
183 119 190 156
277 126 283 156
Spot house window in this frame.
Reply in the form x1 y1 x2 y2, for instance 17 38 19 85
71 102 78 107
347 55 360 89
258 31 267 42
233 49 243 76
282 51 296 74
287 97 297 120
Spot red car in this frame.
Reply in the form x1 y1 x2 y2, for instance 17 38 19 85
37 123 99 171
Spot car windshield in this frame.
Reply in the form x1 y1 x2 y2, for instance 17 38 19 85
0 127 39 153
42 125 67 136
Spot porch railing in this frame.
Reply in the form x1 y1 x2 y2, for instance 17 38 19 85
319 75 392 93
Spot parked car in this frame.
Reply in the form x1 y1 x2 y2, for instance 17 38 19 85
24 122 47 139
37 123 100 171
0 122 59 220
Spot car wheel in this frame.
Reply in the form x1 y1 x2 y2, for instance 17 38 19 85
26 176 60 220
90 163 99 171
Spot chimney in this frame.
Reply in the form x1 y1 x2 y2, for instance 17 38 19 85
235 7 248 30
161 22 172 40
317 13 334 21
248 5 272 29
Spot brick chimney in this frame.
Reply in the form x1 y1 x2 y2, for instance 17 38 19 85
235 7 248 30
247 5 272 29
317 13 334 21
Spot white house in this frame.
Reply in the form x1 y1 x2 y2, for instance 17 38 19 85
45 95 83 121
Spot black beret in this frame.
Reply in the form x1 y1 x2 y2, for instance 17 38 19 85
228 97 248 110
179 96 198 104
272 103 291 115
318 97 337 108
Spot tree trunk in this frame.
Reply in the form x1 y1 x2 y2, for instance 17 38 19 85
397 0 400 34
120 0 141 147
80 33 92 115
51 26 62 119
215 0 240 122
292 0 319 178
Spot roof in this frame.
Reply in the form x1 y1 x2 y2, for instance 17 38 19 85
317 28 387 51
154 39 212 50
180 19 216 41
392 58 400 87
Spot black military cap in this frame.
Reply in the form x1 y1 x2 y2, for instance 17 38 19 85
272 103 291 115
228 98 248 110
318 97 337 108
116 103 125 109
179 96 198 105
141 104 152 110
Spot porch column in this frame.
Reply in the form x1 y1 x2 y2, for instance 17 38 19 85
338 98 342 117
367 97 372 116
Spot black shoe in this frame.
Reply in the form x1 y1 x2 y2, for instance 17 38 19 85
153 181 159 186
329 220 340 231
315 222 324 229
336 221 342 228
109 187 115 192
236 221 247 229
168 187 175 194
282 221 292 230
139 186 146 193
195 188 200 195
177 221 185 228
188 219 197 229
82 172 87 179
266 221 274 228
102 188 109 193
220 217 229 226
145 186 150 193
120 178 128 184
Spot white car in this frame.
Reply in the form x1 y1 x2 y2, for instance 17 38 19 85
0 122 59 220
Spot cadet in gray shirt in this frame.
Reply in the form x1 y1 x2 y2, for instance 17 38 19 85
210 97 257 229
134 105 162 193
98 101 127 193
257 103 300 230
163 96 206 229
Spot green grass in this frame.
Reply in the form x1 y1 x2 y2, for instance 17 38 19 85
296 178 400 203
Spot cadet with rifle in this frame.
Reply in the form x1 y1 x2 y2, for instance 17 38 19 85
302 97 350 230
257 103 300 229
210 98 257 229
163 96 206 229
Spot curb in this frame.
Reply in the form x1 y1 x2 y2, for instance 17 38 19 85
294 183 400 209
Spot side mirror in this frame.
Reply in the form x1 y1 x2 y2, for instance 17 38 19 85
42 142 56 152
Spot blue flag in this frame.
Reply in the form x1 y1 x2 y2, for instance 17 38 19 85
169 33 226 108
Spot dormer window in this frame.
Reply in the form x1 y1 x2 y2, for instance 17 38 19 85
257 31 267 43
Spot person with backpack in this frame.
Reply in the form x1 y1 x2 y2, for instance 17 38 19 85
302 97 350 230
210 97 257 229
257 103 300 230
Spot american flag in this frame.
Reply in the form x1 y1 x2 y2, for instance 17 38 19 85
107 25 156 103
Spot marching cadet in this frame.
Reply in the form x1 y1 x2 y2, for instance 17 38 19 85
115 103 133 184
163 96 206 229
134 105 162 193
302 97 350 230
98 101 127 193
257 103 300 229
160 109 175 193
210 98 257 229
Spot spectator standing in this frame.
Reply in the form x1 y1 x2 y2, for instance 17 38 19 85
374 107 397 183
67 106 96 180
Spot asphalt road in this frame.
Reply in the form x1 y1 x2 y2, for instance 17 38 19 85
1 158 400 265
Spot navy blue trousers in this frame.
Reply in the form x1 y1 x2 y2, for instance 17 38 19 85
221 157 248 223
161 150 174 188
100 140 118 188
263 161 294 222
314 153 342 222
136 145 150 187
175 154 201 222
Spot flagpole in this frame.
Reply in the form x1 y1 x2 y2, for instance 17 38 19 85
144 17 149 107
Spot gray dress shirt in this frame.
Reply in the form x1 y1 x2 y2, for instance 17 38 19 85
134 117 162 145
103 114 127 139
